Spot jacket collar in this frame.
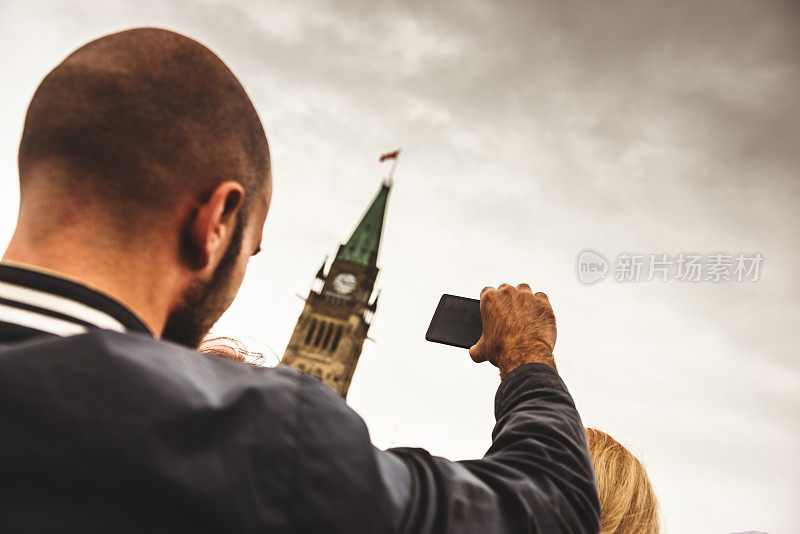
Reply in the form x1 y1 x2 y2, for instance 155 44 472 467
0 263 153 342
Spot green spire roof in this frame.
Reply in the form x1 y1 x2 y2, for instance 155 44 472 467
336 181 391 266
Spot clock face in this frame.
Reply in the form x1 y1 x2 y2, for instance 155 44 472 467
332 272 357 295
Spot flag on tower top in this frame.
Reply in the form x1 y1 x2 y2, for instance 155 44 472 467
379 149 400 162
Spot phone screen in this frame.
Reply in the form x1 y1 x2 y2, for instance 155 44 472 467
425 294 483 349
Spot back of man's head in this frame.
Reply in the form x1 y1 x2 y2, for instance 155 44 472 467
18 27 269 234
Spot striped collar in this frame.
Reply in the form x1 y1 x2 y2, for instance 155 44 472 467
0 263 153 342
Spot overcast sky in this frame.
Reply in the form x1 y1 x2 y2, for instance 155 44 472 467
1 1 799 532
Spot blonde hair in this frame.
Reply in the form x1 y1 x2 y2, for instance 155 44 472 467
198 336 268 366
586 428 660 534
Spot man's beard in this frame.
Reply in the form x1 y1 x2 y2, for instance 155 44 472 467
161 219 244 348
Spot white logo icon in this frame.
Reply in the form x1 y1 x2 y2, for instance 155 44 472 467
576 250 609 285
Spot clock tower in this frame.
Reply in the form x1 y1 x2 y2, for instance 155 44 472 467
280 179 391 398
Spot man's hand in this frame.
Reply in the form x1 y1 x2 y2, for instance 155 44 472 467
469 283 557 378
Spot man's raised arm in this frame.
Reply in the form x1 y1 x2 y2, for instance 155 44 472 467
373 283 601 533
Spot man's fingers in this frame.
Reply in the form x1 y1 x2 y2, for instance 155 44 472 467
517 283 532 293
483 284 538 297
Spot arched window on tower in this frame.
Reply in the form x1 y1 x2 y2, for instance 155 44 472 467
313 321 327 347
304 319 318 345
330 325 344 352
322 322 335 350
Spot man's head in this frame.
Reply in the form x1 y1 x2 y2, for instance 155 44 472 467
12 27 272 347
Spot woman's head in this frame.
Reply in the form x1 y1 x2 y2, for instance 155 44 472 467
586 428 660 534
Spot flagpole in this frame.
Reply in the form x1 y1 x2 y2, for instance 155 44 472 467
386 149 401 186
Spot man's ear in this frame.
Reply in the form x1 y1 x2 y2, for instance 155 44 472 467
188 181 245 271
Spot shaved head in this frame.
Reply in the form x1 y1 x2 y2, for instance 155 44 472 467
7 27 273 347
18 27 269 227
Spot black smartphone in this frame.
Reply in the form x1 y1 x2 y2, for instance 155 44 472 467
425 294 483 349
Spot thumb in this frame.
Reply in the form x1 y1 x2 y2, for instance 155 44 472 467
469 337 487 363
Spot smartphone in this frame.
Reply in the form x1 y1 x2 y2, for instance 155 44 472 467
425 294 483 349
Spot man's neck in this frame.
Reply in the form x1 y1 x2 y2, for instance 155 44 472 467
2 231 181 338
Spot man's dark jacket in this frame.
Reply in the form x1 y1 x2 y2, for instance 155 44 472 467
0 264 600 533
